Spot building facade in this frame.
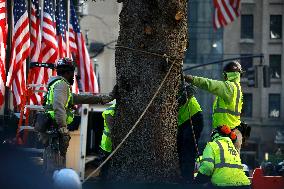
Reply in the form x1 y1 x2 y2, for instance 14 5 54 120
223 0 284 164
80 1 121 94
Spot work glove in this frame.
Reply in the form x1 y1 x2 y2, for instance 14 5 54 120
58 127 71 157
177 82 196 107
184 75 194 83
59 134 70 157
100 95 113 104
184 83 197 98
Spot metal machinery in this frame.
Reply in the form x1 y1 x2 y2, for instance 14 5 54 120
66 102 114 180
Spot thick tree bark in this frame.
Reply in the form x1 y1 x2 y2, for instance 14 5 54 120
108 0 188 183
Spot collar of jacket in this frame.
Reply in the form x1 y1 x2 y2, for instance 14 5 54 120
225 72 241 82
51 75 70 85
212 135 231 142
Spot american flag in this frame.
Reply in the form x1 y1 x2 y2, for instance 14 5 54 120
6 0 30 106
30 0 44 105
69 2 98 93
0 0 6 108
56 0 68 58
56 0 78 93
41 0 58 85
213 0 241 29
72 74 80 94
41 0 58 63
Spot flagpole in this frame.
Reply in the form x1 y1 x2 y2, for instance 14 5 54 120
66 0 70 58
27 0 31 76
40 0 43 32
4 0 12 114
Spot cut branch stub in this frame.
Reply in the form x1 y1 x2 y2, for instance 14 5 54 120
144 25 153 35
175 11 183 21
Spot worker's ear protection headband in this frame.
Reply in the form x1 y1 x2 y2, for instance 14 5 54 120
217 125 237 142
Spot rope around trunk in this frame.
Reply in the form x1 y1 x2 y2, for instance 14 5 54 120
83 46 180 183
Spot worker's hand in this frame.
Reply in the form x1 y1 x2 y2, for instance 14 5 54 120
100 95 113 104
184 75 194 83
58 127 70 156
58 127 69 135
59 133 71 157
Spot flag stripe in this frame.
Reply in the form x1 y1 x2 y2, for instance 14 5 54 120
213 0 240 29
6 0 30 106
29 0 45 105
69 2 98 93
0 0 6 107
41 0 58 64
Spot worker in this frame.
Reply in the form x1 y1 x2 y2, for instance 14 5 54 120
99 103 116 178
195 126 251 189
177 82 204 183
184 61 244 153
41 57 115 174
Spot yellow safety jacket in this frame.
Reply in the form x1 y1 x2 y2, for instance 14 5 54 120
198 137 250 186
100 104 116 153
178 96 202 126
45 79 74 125
192 72 242 129
213 81 242 129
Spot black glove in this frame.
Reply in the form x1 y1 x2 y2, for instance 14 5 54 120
194 172 211 184
238 122 251 140
59 134 70 157
177 82 197 107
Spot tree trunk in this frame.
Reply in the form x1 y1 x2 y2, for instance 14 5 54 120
108 0 188 183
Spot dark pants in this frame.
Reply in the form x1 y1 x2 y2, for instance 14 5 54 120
67 115 81 131
177 112 204 183
99 148 111 179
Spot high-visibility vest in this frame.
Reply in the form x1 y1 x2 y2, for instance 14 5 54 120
213 81 242 129
45 79 74 125
100 104 116 153
178 96 202 126
200 137 250 186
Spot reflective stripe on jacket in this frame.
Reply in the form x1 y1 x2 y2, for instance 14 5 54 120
192 72 242 129
100 104 116 153
45 79 74 125
178 96 202 126
213 81 242 129
198 137 250 186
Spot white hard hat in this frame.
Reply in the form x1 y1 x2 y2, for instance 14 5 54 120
53 169 82 189
242 164 249 172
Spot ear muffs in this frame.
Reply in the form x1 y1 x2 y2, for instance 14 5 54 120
220 125 231 135
230 131 237 141
218 125 237 142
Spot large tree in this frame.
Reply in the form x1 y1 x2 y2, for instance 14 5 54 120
108 0 188 183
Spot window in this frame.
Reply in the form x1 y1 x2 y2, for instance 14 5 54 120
240 54 253 77
242 93 253 117
269 94 281 118
269 55 281 79
270 15 282 39
241 15 254 39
